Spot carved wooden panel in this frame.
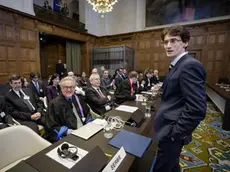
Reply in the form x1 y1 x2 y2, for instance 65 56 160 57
0 45 6 59
218 33 226 43
208 34 216 44
7 46 16 60
0 8 40 83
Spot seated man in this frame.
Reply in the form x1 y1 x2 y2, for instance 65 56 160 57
115 71 138 104
68 71 85 96
5 74 45 133
29 72 45 98
115 68 125 88
0 95 15 129
86 73 113 115
141 68 153 91
101 70 114 90
151 69 160 84
45 76 91 143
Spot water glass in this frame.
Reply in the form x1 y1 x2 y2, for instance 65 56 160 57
145 105 151 117
104 124 113 139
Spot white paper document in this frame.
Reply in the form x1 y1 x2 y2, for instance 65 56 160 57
115 105 138 113
92 118 108 127
71 122 103 140
135 94 145 102
46 142 88 169
141 91 152 95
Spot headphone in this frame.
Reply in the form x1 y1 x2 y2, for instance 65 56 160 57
57 143 79 161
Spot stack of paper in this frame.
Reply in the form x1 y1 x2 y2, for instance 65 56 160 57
115 105 138 113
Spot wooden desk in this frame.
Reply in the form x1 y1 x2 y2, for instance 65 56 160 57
24 100 159 172
206 83 230 131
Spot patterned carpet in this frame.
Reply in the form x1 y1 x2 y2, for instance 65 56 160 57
181 101 230 172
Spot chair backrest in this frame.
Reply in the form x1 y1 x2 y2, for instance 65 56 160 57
0 126 51 169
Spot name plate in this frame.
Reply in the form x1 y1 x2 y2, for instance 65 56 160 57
102 147 126 172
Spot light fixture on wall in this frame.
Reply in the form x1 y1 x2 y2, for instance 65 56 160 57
87 0 118 14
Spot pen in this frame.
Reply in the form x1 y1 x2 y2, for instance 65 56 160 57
105 153 112 157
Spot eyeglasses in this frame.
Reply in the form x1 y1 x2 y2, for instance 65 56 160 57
62 86 75 90
161 38 182 45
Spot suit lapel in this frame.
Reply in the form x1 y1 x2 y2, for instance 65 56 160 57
162 54 190 98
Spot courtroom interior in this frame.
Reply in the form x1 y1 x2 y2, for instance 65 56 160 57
0 0 230 172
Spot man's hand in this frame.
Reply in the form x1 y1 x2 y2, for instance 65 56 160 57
107 95 111 100
31 112 41 120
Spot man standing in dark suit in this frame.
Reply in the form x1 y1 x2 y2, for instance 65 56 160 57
115 71 138 104
5 74 45 133
56 60 65 78
85 73 113 115
152 25 206 172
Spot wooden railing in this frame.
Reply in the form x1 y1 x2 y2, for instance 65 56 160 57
33 4 86 33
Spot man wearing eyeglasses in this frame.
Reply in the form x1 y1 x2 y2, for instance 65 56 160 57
5 74 45 133
45 76 91 143
152 25 206 172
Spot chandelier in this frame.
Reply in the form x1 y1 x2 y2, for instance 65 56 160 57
87 0 118 13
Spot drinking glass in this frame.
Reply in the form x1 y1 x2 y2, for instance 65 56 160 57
104 123 113 139
145 104 151 117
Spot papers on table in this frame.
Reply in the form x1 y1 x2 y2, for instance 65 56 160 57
115 105 138 113
92 118 108 128
71 122 103 140
46 142 88 169
141 91 152 95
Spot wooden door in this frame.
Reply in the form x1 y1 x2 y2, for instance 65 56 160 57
40 43 66 79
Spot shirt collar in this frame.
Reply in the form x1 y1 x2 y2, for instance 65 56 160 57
65 96 73 102
92 86 99 90
32 80 37 85
171 52 188 66
13 89 22 96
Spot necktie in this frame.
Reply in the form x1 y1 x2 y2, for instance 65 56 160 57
97 89 105 98
19 91 23 98
72 103 83 128
20 91 35 112
35 82 39 93
74 95 84 118
128 80 134 96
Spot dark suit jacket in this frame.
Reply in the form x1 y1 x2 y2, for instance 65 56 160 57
115 75 124 88
0 95 13 129
45 94 90 142
5 88 45 121
154 54 206 145
141 76 152 91
115 79 136 104
56 63 65 75
85 86 111 115
29 80 45 98
151 75 160 84
46 85 59 102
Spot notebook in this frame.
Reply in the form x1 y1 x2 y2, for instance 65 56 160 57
71 122 103 140
108 130 152 158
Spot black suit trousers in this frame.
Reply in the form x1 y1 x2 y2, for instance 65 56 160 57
152 139 184 172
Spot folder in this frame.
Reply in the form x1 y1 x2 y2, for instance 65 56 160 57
6 161 39 172
108 130 152 158
71 146 108 172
